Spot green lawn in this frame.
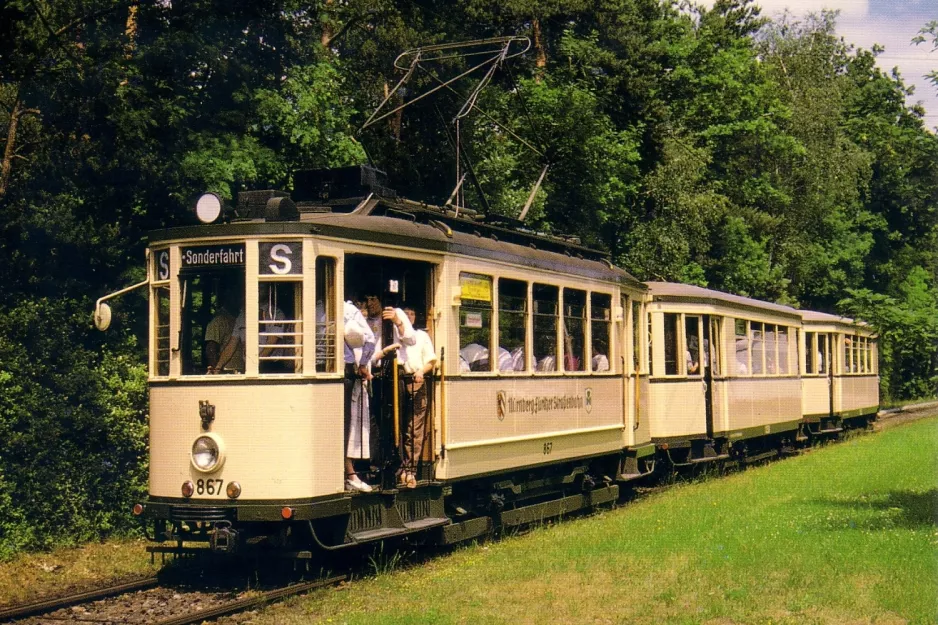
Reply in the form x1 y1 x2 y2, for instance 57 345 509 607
262 417 938 625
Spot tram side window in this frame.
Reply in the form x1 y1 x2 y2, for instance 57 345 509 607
663 313 679 375
805 331 816 374
180 271 245 375
563 288 587 372
764 324 777 374
591 293 611 372
750 322 764 375
459 273 493 372
818 334 828 374
316 257 337 372
844 335 853 373
533 284 558 372
154 285 170 376
498 279 527 372
858 337 867 373
684 316 701 376
709 318 722 376
778 326 789 374
256 281 302 374
734 319 749 375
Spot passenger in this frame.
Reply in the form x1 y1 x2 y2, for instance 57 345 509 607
460 343 489 371
591 346 610 372
510 346 526 371
213 284 285 374
343 297 375 492
398 306 437 488
362 292 416 351
205 280 242 374
361 290 414 466
735 338 748 375
686 335 700 375
497 347 513 372
536 334 557 372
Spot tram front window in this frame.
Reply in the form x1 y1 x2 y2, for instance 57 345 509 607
258 281 302 375
180 271 245 375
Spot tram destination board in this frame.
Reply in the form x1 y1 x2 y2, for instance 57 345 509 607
180 244 246 270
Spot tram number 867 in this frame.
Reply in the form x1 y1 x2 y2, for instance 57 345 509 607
197 479 223 495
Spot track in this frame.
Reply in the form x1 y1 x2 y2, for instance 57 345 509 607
0 574 346 625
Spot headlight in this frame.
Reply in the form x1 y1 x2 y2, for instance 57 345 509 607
195 192 223 224
191 434 225 473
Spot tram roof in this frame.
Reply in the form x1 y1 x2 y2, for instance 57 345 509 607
645 282 802 320
800 309 872 333
149 201 644 288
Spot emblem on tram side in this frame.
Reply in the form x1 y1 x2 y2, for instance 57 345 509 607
585 388 593 414
497 391 508 421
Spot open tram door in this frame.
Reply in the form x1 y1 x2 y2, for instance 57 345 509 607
343 254 438 490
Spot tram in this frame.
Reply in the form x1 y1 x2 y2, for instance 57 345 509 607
94 165 879 556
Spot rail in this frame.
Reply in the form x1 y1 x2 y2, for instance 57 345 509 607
0 576 159 621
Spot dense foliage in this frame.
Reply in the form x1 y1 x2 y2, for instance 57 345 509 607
0 0 935 556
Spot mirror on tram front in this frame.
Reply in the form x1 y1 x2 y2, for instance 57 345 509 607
94 302 112 331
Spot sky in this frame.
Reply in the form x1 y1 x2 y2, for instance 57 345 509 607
706 0 938 128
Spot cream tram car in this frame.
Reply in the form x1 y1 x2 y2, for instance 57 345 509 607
644 283 805 465
800 310 879 433
121 167 656 554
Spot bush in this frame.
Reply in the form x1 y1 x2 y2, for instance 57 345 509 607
0 298 148 558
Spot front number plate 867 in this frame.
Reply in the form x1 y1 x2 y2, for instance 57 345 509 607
196 479 223 496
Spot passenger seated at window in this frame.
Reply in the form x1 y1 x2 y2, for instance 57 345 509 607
497 347 514 372
735 338 748 375
536 354 556 372
460 343 489 372
591 346 609 372
686 335 700 375
510 346 525 371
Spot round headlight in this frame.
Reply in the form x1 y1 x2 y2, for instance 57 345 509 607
195 193 223 224
191 434 224 473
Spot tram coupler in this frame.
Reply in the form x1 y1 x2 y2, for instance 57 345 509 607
210 521 239 554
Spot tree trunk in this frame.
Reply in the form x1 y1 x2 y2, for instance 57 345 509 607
533 18 547 82
0 97 22 200
385 82 402 140
321 0 334 48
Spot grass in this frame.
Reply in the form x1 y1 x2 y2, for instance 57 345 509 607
880 396 938 410
260 416 938 625
0 538 158 606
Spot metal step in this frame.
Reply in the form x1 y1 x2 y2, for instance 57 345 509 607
818 427 843 434
687 453 730 465
349 527 405 542
617 472 645 482
403 517 450 531
741 449 779 464
350 517 450 543
500 485 618 527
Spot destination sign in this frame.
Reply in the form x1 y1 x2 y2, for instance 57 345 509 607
259 241 302 275
181 244 245 269
153 249 170 281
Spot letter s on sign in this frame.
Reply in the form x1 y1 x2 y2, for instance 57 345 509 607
268 244 292 275
158 251 170 280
